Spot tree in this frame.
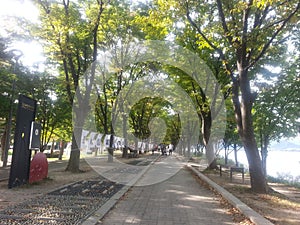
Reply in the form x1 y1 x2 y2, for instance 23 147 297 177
0 37 45 166
254 70 300 176
33 0 107 172
222 99 243 166
135 0 230 168
34 74 72 154
180 0 300 193
129 97 173 151
0 37 18 165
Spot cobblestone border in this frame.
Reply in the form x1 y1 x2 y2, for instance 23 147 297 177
187 164 274 225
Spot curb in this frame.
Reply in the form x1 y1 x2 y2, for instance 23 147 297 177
188 165 274 225
82 154 161 225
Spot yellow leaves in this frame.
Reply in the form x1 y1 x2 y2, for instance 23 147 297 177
195 38 213 50
133 9 172 40
253 0 272 9
157 0 178 11
253 0 284 9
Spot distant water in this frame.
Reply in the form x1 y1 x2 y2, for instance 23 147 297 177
224 150 300 179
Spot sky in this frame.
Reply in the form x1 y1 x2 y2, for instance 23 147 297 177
0 0 39 22
0 0 150 69
0 0 45 68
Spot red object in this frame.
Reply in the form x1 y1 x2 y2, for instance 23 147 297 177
29 152 48 183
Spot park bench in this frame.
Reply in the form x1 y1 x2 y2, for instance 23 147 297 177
123 146 138 158
129 149 138 158
219 164 244 183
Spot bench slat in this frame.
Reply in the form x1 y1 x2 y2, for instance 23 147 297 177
219 164 244 183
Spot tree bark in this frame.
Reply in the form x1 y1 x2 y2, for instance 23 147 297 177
201 112 217 169
234 144 238 166
1 129 7 163
260 133 269 178
108 133 114 163
58 140 64 160
236 69 268 193
66 126 82 172
224 146 228 165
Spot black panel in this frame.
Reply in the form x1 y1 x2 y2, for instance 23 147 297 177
8 95 37 189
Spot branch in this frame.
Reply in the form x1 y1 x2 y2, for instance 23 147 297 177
216 0 233 44
240 1 253 67
185 2 221 54
247 2 300 70
185 0 234 79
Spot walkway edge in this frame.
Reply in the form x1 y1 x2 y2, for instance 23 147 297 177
188 165 274 225
82 155 161 225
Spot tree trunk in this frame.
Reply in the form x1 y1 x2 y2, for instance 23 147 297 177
50 139 55 157
234 143 238 166
235 69 268 193
201 112 216 168
66 126 82 172
58 140 64 160
1 129 7 163
134 138 138 151
224 146 228 165
108 131 114 163
261 135 269 178
122 114 128 158
2 120 11 167
205 142 217 168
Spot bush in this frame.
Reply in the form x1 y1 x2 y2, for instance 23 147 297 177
267 173 300 188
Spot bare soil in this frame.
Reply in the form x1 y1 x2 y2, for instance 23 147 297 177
203 169 300 225
0 160 99 211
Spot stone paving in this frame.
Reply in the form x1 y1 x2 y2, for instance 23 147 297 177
0 177 124 225
96 156 238 225
0 154 164 225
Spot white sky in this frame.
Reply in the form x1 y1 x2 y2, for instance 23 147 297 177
0 0 39 21
0 0 150 69
0 0 45 68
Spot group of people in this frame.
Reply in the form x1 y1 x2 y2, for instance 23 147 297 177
151 143 174 155
159 143 173 156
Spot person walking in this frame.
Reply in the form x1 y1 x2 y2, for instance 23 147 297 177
168 143 173 155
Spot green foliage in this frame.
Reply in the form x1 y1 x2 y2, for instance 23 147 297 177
34 74 72 148
131 0 176 40
254 69 300 144
2 0 298 178
223 99 242 148
0 38 15 120
129 97 174 141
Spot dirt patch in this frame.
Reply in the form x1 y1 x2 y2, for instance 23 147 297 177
201 168 300 225
0 160 99 211
0 154 154 211
189 169 254 224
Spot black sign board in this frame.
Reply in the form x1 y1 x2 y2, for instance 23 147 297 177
29 122 41 150
8 95 37 189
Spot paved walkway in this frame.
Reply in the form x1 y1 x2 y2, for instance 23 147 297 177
96 156 238 225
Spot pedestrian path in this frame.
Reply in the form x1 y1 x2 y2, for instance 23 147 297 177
0 154 160 224
96 157 238 225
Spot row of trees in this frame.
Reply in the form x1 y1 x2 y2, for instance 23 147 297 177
0 0 299 193
0 37 72 163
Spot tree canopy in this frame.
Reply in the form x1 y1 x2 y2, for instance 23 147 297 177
0 0 299 193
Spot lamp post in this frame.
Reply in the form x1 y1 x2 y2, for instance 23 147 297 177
2 82 15 167
2 53 22 167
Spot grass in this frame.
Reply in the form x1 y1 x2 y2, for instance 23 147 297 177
267 175 300 188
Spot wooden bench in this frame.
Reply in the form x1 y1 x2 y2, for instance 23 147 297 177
123 146 138 158
219 164 244 183
129 149 138 158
